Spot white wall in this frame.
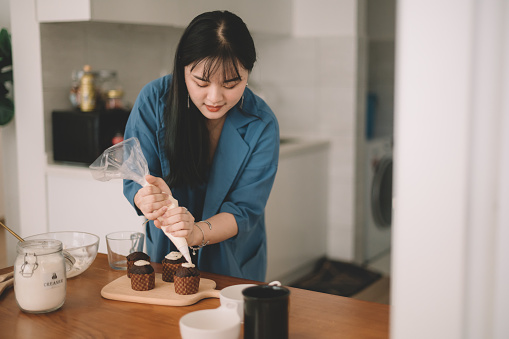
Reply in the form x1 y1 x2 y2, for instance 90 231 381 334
0 0 11 221
392 0 509 338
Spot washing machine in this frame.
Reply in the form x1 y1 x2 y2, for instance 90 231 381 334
363 137 393 265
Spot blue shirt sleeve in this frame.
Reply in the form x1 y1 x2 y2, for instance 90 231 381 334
123 77 169 214
221 121 279 237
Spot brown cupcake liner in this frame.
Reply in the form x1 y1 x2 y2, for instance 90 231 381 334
162 263 181 282
127 261 134 278
131 272 155 291
174 275 200 295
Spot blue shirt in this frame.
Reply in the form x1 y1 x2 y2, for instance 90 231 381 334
123 75 279 281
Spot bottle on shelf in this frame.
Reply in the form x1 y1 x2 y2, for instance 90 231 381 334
79 65 96 112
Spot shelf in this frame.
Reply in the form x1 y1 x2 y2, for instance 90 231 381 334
37 0 182 27
36 0 292 35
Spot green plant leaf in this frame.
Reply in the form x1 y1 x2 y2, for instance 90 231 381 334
0 28 13 125
0 69 12 83
0 28 12 60
0 83 7 97
0 97 14 126
0 55 11 68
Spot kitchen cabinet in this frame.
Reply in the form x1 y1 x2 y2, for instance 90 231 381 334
265 138 329 283
45 165 145 254
36 0 292 35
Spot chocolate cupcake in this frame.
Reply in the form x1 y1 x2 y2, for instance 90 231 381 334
129 260 155 291
126 252 150 278
162 251 187 282
174 263 200 295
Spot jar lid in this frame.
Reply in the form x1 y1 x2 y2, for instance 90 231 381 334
17 239 63 256
72 69 116 80
97 69 117 79
107 89 124 98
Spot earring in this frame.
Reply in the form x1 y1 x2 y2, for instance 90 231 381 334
240 95 244 109
187 94 190 109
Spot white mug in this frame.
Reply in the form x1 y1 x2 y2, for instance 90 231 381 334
180 303 240 339
219 283 256 322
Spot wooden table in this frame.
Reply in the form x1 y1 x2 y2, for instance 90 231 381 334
0 254 389 338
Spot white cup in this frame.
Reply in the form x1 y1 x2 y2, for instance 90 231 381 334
219 283 256 322
180 303 240 339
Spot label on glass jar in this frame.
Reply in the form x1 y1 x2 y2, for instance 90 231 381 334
43 271 65 290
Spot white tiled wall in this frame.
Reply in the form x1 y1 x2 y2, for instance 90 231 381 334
40 22 183 154
293 0 357 37
250 33 360 261
39 3 365 262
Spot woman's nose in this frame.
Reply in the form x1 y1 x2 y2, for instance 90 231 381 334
207 85 223 104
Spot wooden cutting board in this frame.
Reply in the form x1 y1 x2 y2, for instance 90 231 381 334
101 273 220 306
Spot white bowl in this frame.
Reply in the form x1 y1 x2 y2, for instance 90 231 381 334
219 284 256 322
180 305 240 339
24 231 100 278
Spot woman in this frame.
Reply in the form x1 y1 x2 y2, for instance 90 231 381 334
123 10 279 281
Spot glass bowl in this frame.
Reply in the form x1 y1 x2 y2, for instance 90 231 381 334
24 231 100 278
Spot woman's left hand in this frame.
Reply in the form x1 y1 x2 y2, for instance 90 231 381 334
155 206 196 242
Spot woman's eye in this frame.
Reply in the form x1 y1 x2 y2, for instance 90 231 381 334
223 82 239 89
196 81 208 88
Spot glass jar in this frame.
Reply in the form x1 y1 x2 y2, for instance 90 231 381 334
14 239 67 313
105 89 125 110
97 70 119 106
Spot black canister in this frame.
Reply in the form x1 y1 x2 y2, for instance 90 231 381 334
242 284 290 339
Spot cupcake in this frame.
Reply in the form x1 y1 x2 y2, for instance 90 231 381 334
126 252 150 278
129 260 155 291
162 251 187 282
174 263 200 295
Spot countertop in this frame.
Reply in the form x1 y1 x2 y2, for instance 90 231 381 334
279 135 330 158
46 136 330 176
0 254 389 338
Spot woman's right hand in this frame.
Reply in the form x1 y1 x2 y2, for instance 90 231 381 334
134 175 174 221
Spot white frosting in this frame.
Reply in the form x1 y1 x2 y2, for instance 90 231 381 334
182 262 195 268
158 196 192 265
165 251 183 260
134 260 151 267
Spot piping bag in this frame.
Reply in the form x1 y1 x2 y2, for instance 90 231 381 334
89 137 192 264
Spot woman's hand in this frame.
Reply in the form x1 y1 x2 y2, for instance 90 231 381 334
134 175 173 221
135 175 197 244
156 206 196 244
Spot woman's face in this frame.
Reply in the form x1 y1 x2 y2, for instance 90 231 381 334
184 60 248 121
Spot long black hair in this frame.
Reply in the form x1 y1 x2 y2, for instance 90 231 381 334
164 11 256 188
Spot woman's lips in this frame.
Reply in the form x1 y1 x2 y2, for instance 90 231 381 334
205 105 223 112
